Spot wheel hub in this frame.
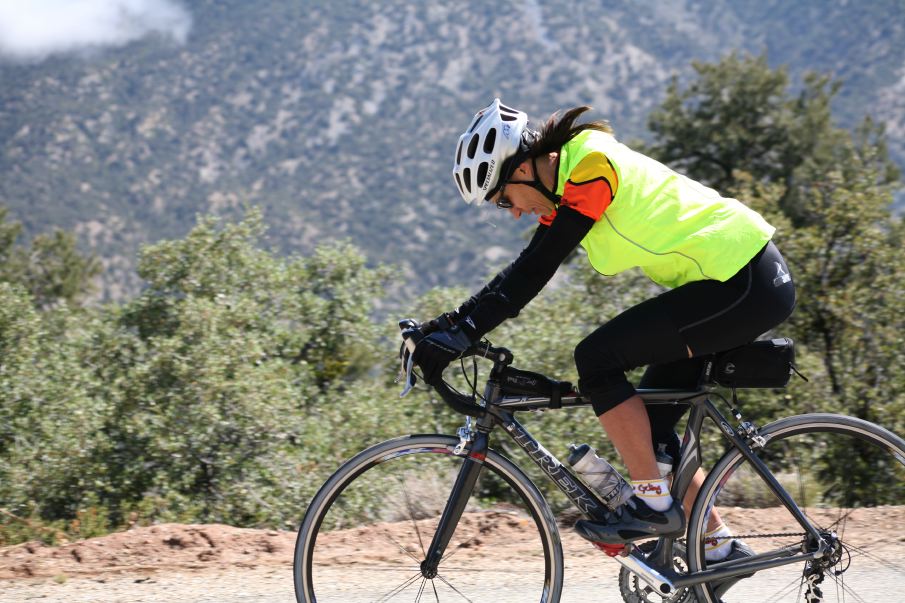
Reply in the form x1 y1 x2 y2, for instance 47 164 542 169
420 559 438 579
815 531 845 569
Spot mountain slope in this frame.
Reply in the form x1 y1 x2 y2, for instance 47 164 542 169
1 0 902 299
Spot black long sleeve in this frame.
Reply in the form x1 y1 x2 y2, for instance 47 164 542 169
462 207 595 339
453 223 548 319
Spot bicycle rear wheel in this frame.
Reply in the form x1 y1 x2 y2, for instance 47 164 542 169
688 413 905 603
294 434 563 603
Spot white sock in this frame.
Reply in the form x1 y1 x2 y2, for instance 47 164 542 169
630 478 673 511
704 524 735 561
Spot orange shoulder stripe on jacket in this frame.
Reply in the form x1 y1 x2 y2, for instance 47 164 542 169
539 152 617 225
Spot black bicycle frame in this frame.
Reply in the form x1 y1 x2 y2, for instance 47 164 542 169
421 377 611 575
645 392 828 587
422 384 829 587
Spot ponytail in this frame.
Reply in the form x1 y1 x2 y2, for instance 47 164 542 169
529 106 613 157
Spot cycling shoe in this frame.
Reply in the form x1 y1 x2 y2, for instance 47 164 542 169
710 539 755 600
574 496 685 544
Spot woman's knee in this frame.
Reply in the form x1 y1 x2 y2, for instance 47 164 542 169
574 332 637 416
573 329 627 374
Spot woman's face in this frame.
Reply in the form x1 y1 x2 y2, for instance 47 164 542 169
489 159 556 219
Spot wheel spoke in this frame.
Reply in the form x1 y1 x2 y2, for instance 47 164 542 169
431 578 440 602
760 572 809 603
687 418 905 603
822 506 856 535
436 573 475 602
298 437 561 602
399 475 428 556
826 574 871 603
382 529 424 565
439 537 479 564
786 439 807 509
375 571 424 603
839 542 905 572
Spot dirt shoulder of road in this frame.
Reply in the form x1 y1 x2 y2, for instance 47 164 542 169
0 523 297 580
1 505 902 581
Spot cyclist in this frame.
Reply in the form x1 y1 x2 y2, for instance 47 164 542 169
412 99 796 595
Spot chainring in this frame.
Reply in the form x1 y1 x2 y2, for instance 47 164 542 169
618 539 697 603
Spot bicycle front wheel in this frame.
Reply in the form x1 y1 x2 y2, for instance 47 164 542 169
688 413 905 603
294 434 564 603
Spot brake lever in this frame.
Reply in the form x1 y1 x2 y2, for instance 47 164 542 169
397 322 421 398
398 346 416 398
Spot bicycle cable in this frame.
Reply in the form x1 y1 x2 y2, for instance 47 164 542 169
461 360 481 401
460 339 491 404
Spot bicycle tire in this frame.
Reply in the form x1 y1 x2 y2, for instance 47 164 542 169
294 434 564 602
687 413 905 603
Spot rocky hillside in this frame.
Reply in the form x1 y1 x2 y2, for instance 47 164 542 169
1 0 903 299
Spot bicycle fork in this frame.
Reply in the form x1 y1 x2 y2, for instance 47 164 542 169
420 428 490 578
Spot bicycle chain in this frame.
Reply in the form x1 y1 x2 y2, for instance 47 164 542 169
730 531 806 540
679 531 806 544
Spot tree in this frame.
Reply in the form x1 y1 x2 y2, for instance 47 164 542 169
0 284 111 540
643 53 899 219
645 52 904 503
90 208 393 526
645 54 818 189
1 207 401 541
0 207 101 308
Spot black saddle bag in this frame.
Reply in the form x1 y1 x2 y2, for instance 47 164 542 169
710 338 796 388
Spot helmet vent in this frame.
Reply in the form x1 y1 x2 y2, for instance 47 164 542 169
456 140 463 164
466 133 479 159
482 128 497 153
462 168 472 193
477 162 488 188
466 112 482 134
499 104 520 120
454 172 465 195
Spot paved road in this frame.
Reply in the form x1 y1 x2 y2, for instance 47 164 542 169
5 563 905 602
0 561 633 603
4 547 903 602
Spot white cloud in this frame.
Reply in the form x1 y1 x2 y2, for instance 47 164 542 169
0 0 192 62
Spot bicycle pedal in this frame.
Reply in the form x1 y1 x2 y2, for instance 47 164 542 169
593 542 630 557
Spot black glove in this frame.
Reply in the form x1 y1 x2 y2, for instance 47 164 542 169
412 325 473 385
419 312 455 337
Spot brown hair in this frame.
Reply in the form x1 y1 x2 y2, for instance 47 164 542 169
528 106 614 158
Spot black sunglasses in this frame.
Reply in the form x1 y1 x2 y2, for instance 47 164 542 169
494 186 514 209
486 149 527 210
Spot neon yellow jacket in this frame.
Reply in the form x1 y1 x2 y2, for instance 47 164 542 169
556 130 774 288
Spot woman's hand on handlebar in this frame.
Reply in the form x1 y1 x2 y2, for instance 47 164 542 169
412 325 473 385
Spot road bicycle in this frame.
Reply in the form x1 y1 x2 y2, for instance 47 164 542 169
294 321 905 602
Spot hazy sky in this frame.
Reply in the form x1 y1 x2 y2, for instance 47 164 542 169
0 0 192 62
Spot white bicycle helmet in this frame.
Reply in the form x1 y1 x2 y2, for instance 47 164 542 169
452 98 530 204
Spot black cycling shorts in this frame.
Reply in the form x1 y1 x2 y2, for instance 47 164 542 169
574 241 796 420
